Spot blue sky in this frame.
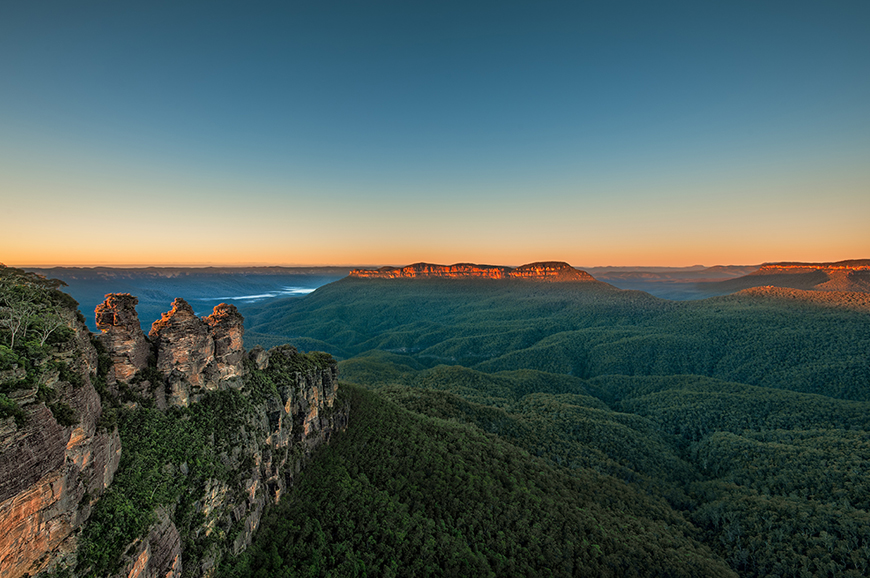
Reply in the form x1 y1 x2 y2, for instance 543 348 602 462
2 1 868 266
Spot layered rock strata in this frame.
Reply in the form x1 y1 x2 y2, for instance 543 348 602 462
3 285 346 578
350 261 596 282
149 298 216 406
94 293 150 383
113 344 346 578
0 314 121 578
713 260 870 295
204 303 246 384
755 259 870 272
121 508 182 578
96 294 247 407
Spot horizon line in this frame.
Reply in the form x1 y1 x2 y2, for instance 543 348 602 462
5 260 785 270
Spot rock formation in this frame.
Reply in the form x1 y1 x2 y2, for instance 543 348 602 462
147 298 246 407
95 293 150 383
510 262 597 281
204 303 246 384
754 259 870 272
121 508 182 578
703 260 870 296
110 343 346 578
0 308 121 578
349 261 596 282
1 271 347 578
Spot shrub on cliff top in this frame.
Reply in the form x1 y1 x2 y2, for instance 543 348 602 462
0 393 27 426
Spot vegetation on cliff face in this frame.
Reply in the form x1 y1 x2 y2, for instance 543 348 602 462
77 387 253 576
6 266 870 577
75 350 346 577
1 266 122 578
0 266 82 425
1 266 348 578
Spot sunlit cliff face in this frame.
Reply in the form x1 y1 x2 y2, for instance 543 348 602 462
755 260 870 273
349 261 596 282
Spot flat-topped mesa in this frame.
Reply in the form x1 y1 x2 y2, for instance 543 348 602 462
95 293 151 383
705 259 870 295
754 259 870 274
349 261 596 282
351 263 512 279
149 298 246 407
510 262 597 281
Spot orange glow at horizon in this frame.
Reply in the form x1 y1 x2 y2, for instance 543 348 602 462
2 2 869 276
2 149 867 270
5 241 867 270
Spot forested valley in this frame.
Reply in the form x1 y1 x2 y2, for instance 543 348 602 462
230 277 870 577
4 267 869 577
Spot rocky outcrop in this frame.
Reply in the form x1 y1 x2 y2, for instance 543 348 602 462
349 261 596 282
92 301 344 578
704 260 870 296
208 346 344 568
0 311 121 578
1 271 346 578
205 304 245 384
510 262 597 281
754 259 870 273
121 508 182 578
109 343 347 578
95 293 150 383
149 299 246 406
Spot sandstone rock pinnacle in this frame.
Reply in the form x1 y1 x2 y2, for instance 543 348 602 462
149 299 246 406
205 303 245 385
95 293 151 382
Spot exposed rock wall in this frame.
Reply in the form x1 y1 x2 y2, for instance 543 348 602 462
510 262 597 281
112 344 347 578
0 314 121 578
2 283 346 578
204 304 245 384
90 299 345 578
121 508 182 578
712 260 870 295
755 259 870 272
148 299 246 406
95 293 150 383
350 261 597 282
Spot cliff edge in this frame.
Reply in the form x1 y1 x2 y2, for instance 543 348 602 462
0 271 348 578
0 267 121 578
349 261 596 282
700 259 870 296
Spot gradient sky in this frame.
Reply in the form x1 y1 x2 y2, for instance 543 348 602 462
1 1 868 267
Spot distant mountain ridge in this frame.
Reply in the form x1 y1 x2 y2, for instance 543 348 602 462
756 259 870 271
349 261 597 282
701 259 870 295
26 266 354 280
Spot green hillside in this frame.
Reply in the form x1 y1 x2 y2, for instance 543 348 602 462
232 277 870 577
244 277 869 400
221 384 735 578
